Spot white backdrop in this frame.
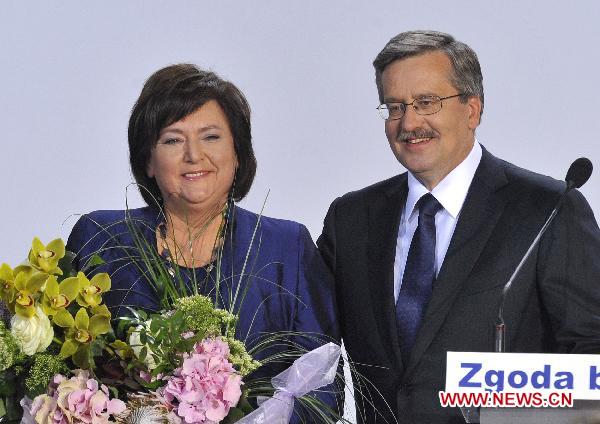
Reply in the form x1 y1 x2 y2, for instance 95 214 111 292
1 1 599 262
1 1 599 420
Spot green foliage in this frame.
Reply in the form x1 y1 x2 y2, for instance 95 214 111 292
0 366 25 421
0 321 23 372
0 368 17 397
222 391 253 423
24 353 69 397
117 294 258 382
225 337 261 376
80 253 105 273
119 309 192 378
222 407 244 424
57 250 77 277
0 393 23 422
174 294 237 339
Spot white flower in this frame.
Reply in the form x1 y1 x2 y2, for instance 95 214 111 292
10 306 54 355
119 405 167 424
129 323 157 370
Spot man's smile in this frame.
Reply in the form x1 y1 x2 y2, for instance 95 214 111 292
403 137 434 145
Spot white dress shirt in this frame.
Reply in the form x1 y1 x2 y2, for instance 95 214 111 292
393 141 483 302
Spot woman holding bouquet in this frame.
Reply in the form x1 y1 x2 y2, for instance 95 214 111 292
66 64 342 423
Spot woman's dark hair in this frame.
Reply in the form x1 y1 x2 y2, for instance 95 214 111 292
128 64 256 206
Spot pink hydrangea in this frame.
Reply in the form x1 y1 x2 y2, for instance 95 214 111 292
24 369 126 424
159 338 242 424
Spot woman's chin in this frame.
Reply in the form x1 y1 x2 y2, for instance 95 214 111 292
163 194 226 214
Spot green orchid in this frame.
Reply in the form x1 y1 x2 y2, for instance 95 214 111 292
75 272 111 308
90 303 111 318
27 237 65 275
108 339 134 360
13 269 47 318
42 275 80 325
58 307 111 368
0 263 17 306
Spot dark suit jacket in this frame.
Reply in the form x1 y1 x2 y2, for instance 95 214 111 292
317 148 600 423
67 205 342 423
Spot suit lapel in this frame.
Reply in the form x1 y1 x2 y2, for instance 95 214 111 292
404 149 510 378
367 174 408 369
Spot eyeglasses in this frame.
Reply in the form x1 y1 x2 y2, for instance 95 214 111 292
376 93 464 120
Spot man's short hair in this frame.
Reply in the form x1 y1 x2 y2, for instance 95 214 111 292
373 30 484 118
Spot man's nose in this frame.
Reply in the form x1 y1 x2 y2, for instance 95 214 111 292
400 105 422 132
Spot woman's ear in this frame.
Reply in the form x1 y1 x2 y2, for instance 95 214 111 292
146 158 155 178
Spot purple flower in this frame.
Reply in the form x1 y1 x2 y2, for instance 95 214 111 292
23 369 126 424
159 338 242 423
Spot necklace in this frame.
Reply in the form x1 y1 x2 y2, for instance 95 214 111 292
157 205 228 277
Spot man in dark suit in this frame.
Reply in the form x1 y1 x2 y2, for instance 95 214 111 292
317 30 600 423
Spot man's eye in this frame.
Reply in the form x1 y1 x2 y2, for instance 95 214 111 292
388 104 402 112
416 98 435 107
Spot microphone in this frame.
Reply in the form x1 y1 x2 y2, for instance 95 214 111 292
566 157 593 189
494 158 593 353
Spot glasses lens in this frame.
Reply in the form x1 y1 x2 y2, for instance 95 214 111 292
414 97 442 115
385 103 405 120
378 105 390 120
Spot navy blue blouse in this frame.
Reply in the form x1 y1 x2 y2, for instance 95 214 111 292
67 205 342 421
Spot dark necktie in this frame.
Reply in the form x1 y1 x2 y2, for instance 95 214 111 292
396 193 442 361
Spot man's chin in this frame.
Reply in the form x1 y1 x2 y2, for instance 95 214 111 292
395 154 435 174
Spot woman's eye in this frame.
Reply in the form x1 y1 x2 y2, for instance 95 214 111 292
163 138 183 145
204 134 220 142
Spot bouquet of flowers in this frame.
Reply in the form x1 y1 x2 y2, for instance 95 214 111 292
0 235 343 424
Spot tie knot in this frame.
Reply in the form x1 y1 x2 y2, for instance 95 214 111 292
417 193 442 217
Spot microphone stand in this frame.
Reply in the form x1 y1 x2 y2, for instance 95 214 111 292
494 192 568 352
493 155 592 353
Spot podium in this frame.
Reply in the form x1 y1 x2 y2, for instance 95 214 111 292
446 352 600 424
462 400 600 423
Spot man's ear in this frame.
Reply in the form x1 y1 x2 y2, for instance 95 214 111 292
467 96 482 130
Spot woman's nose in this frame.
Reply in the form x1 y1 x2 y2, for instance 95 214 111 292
183 140 204 163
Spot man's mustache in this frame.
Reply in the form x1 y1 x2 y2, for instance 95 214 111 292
396 130 438 142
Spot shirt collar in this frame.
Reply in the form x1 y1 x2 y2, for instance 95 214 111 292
404 141 483 222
